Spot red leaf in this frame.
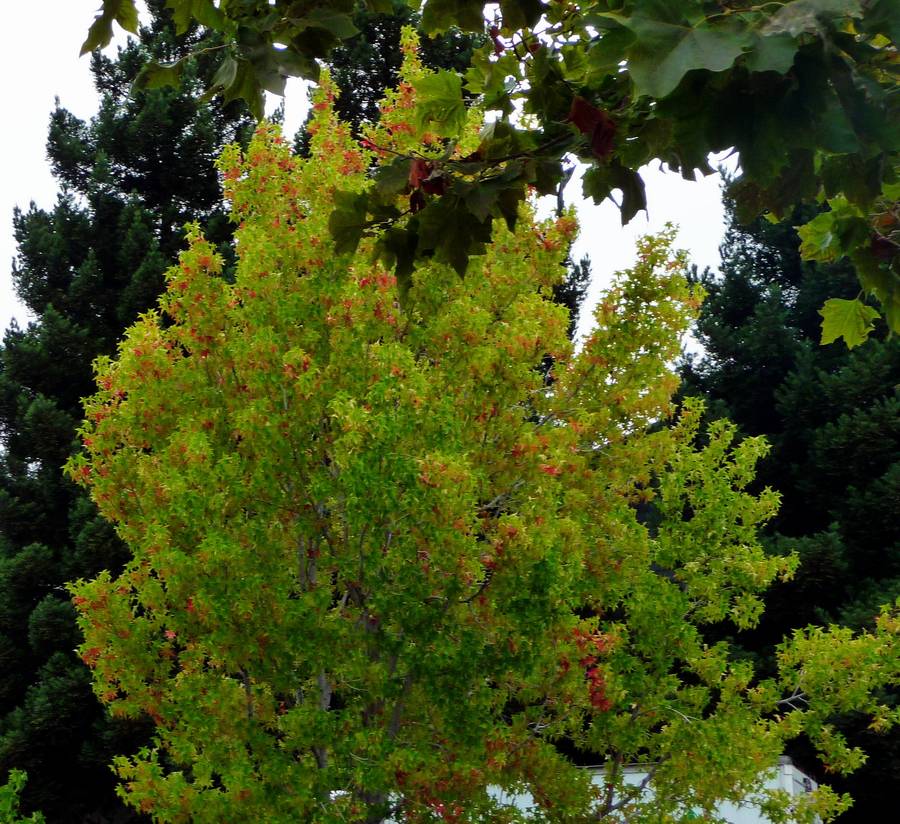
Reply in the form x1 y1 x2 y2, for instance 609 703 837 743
490 26 505 55
409 157 433 189
421 173 447 196
409 157 447 196
871 234 899 261
568 96 616 160
409 189 427 213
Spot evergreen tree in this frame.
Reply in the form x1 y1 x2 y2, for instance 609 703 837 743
680 198 900 822
0 4 254 819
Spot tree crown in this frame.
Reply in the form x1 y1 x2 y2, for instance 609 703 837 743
66 50 900 823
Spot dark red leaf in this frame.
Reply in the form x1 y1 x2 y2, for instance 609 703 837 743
409 157 433 189
490 26 505 55
568 96 616 160
871 235 899 261
421 173 448 195
409 189 427 213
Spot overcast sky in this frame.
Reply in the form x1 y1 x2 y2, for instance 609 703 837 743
0 3 731 340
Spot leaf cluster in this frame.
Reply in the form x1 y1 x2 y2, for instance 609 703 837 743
82 0 900 344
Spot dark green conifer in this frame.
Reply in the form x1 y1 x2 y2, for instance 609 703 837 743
0 4 253 818
680 198 899 822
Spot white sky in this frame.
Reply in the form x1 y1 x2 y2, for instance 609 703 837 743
0 3 730 341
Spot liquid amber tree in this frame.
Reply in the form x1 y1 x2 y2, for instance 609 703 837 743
66 46 900 823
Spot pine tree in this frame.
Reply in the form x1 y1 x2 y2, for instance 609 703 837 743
680 198 900 822
0 4 254 819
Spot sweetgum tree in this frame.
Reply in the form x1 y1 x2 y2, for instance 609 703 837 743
67 42 900 823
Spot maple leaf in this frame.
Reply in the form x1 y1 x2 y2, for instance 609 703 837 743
567 96 616 160
819 298 881 348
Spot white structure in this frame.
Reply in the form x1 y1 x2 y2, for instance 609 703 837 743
488 757 819 823
710 758 818 824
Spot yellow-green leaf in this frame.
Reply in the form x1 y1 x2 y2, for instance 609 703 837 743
819 298 880 348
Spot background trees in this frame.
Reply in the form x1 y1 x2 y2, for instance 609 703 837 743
680 199 900 821
0 4 254 818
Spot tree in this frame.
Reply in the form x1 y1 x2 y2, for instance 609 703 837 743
0 771 44 824
0 4 255 819
295 0 482 152
292 0 591 344
679 197 900 821
67 51 900 823
83 1 900 344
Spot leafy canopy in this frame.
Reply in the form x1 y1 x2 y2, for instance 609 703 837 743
82 0 900 346
66 48 900 823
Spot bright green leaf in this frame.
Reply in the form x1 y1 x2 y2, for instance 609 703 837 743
881 180 900 201
818 298 880 347
114 0 139 33
81 15 115 56
798 210 841 262
81 0 139 54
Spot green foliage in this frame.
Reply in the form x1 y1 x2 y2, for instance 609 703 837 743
292 0 483 157
818 299 881 348
81 0 900 339
412 70 466 137
0 771 44 824
65 58 900 822
799 194 900 339
597 10 752 99
81 0 139 56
